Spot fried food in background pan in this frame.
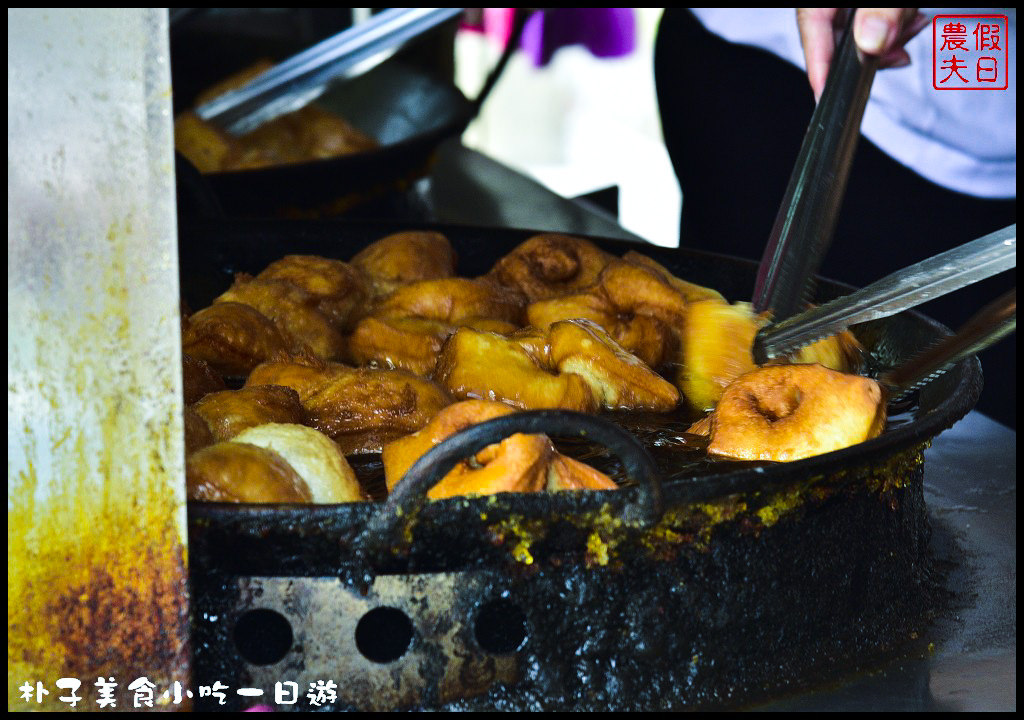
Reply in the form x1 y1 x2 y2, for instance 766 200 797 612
174 60 378 173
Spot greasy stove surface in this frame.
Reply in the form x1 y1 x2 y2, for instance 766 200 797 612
418 142 1016 711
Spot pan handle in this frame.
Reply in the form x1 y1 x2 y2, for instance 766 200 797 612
353 410 664 568
465 9 534 122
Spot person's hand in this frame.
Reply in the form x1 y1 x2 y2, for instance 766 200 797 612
797 8 930 100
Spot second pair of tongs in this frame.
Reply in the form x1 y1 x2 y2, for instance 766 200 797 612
753 224 1017 395
196 8 464 135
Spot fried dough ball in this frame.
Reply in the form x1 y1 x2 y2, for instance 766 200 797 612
350 231 457 297
676 299 863 412
700 364 886 462
215 275 345 360
174 112 233 174
181 302 293 377
257 254 369 331
547 320 680 412
597 259 691 330
676 300 765 412
435 322 678 414
487 233 616 301
372 277 526 325
526 291 673 368
183 406 215 456
382 400 616 498
434 327 598 413
620 251 725 303
192 385 306 442
546 454 619 492
182 353 227 405
348 315 519 376
525 257 705 369
187 442 312 503
233 423 364 502
246 359 452 454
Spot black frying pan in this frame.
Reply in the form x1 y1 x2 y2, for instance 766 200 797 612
179 217 981 571
171 12 525 218
181 219 980 710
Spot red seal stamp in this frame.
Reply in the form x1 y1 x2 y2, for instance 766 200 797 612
933 14 1009 90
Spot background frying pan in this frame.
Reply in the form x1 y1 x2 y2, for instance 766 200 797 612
171 9 523 217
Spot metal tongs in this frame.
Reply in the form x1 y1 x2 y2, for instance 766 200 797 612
196 8 464 135
749 9 1016 397
753 225 1017 396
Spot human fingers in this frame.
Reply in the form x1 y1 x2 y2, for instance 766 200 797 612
853 8 919 56
796 8 842 100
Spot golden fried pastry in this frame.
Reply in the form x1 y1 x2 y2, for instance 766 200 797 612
526 291 673 368
382 400 548 498
348 316 452 375
257 254 369 331
372 277 526 325
246 359 452 454
174 112 233 173
702 364 886 462
233 423 364 502
790 330 864 372
676 300 766 412
181 302 293 377
215 275 345 360
547 320 680 412
546 454 619 491
620 251 725 303
435 327 598 413
192 385 306 442
382 400 617 498
183 406 215 456
676 299 863 412
487 233 615 301
187 442 312 503
346 315 518 376
350 231 457 297
182 352 227 405
597 259 690 330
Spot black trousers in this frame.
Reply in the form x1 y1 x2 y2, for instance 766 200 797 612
655 9 1017 427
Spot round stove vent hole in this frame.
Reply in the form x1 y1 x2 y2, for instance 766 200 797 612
234 608 293 666
474 599 528 654
355 606 414 663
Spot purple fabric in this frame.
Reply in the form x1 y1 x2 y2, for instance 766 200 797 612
520 8 636 67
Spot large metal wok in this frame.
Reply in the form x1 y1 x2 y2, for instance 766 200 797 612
180 219 981 711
